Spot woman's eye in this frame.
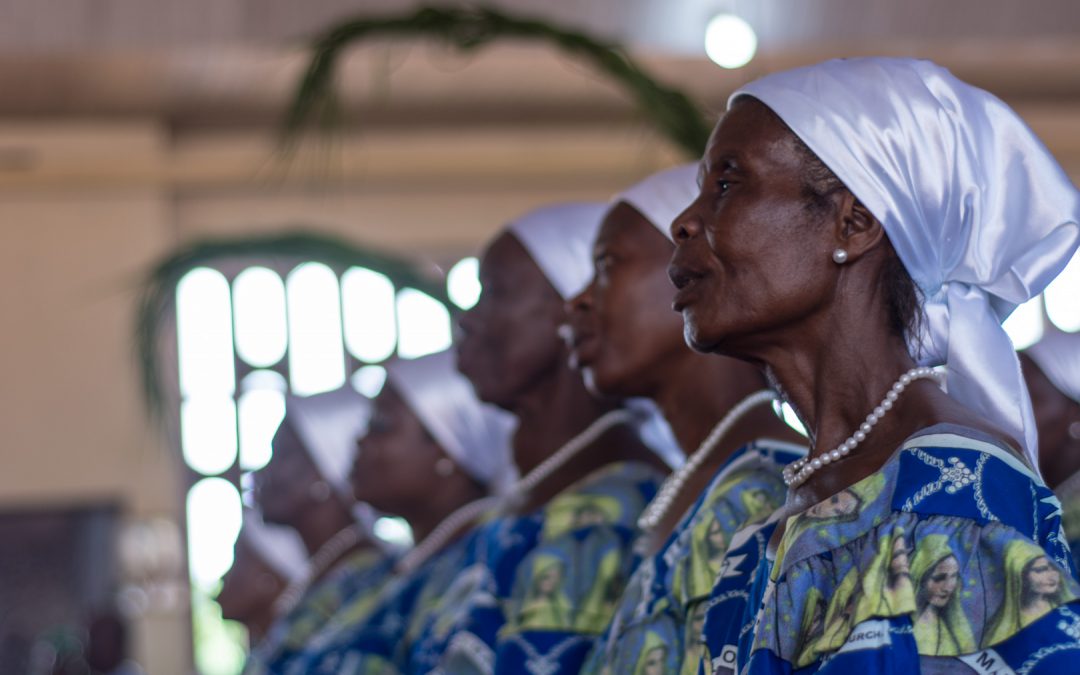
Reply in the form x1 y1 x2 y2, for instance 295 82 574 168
717 179 732 194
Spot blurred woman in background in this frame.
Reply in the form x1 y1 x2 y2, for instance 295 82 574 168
290 349 514 675
1022 328 1080 568
218 509 308 645
410 203 669 673
565 165 805 674
248 387 394 673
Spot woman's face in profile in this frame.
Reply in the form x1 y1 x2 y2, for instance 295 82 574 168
351 384 452 514
457 232 566 410
567 203 686 397
668 98 838 358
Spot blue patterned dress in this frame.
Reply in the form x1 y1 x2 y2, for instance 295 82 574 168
244 547 397 675
1055 472 1080 573
580 440 805 675
406 461 665 674
278 532 476 675
698 425 1080 675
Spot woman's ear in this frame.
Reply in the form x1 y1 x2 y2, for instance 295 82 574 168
833 192 885 262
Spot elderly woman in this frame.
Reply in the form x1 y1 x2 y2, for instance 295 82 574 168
668 58 1080 673
219 509 309 646
1023 329 1080 568
248 387 394 673
283 349 514 675
409 203 669 673
560 166 805 675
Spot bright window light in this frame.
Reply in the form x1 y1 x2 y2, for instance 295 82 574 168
705 14 758 69
238 388 286 472
396 289 452 359
233 267 287 367
373 516 413 547
241 369 287 393
447 257 481 310
351 365 388 398
181 396 238 476
1045 251 1080 333
1003 295 1045 350
177 268 235 397
342 267 397 363
186 478 243 589
287 263 346 395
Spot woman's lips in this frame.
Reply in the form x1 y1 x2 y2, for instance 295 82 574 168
668 262 703 311
570 332 600 368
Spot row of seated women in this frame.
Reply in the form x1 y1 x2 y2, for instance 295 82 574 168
216 57 1080 674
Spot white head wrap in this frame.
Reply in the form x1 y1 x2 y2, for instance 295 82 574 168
386 349 517 493
1026 329 1080 404
285 387 370 501
614 163 701 242
507 202 607 300
240 509 308 582
733 57 1080 467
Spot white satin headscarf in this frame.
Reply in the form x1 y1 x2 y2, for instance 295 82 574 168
1026 329 1080 404
507 202 608 300
386 349 517 493
286 387 371 500
615 163 701 242
733 57 1080 469
240 508 308 582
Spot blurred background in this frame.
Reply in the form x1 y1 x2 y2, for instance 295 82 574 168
1 1 1079 673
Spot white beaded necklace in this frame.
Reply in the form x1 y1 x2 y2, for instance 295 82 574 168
395 408 636 576
783 366 943 488
273 522 366 615
637 390 776 533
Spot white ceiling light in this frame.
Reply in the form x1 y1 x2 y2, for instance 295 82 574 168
705 14 758 69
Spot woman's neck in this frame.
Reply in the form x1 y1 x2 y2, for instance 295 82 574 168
509 360 663 511
405 480 488 544
651 351 797 453
295 501 363 557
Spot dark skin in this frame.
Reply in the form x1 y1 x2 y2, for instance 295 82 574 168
1021 353 1080 489
458 231 666 513
253 420 370 578
217 537 288 644
568 202 803 554
669 98 1018 549
351 384 487 543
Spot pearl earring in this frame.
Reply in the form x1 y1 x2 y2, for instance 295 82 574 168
832 248 849 264
1069 421 1080 441
435 458 456 477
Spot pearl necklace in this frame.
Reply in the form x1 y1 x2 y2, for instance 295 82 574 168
273 523 366 615
395 408 636 576
637 390 776 533
782 366 942 488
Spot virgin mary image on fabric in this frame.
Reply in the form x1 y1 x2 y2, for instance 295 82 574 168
633 631 671 675
984 539 1075 646
910 534 975 656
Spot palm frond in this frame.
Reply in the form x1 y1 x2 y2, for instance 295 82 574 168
283 5 711 158
135 230 450 420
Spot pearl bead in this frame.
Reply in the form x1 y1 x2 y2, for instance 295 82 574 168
873 406 885 418
860 422 872 434
811 458 822 469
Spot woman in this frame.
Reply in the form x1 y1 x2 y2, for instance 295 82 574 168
410 203 669 673
562 166 804 674
248 387 394 673
1023 329 1080 568
668 58 1080 673
287 349 514 675
219 509 308 645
